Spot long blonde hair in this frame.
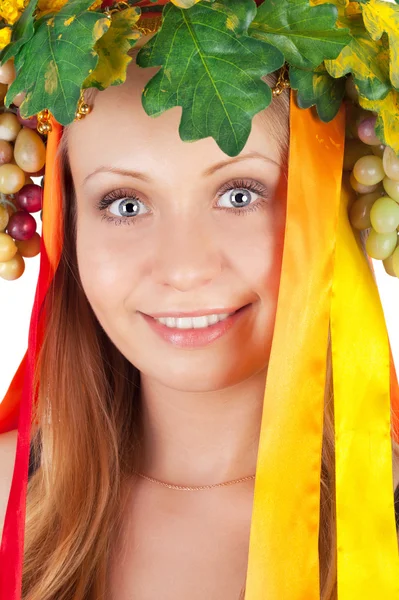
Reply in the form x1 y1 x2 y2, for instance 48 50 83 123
21 68 369 599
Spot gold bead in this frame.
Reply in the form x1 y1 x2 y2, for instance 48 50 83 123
80 103 91 115
37 121 52 134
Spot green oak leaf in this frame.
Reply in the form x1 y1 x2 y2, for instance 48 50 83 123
136 0 284 157
289 65 346 122
248 0 351 70
324 15 391 101
83 7 143 90
0 0 39 65
360 0 399 90
5 0 110 125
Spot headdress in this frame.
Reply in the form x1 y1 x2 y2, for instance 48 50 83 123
1 0 399 598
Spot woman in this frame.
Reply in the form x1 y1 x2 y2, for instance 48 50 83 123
1 1 399 599
5 53 292 599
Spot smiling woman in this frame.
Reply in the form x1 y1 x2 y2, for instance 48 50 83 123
20 58 291 599
1 1 399 600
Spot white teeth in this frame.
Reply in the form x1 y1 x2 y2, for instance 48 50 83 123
156 312 232 329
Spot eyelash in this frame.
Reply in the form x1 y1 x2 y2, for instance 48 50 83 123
96 178 270 226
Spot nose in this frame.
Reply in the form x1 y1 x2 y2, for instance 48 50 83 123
152 216 223 292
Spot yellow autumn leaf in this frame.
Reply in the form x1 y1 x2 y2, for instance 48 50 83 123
361 0 399 90
170 0 202 7
360 88 399 156
0 27 12 51
83 7 142 90
324 16 390 101
309 0 361 22
37 0 101 17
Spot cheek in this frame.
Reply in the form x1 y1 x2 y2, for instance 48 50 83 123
75 209 137 318
219 201 286 298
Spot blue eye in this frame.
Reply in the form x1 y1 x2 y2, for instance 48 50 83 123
108 196 149 218
216 179 269 214
97 178 270 226
218 187 259 209
96 191 150 225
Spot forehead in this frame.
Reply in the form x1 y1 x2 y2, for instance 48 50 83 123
66 60 287 179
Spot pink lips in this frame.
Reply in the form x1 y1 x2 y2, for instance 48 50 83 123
140 304 251 348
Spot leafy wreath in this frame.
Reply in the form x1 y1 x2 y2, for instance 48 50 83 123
0 0 398 157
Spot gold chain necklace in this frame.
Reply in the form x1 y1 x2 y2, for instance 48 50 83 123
132 470 251 598
132 471 256 491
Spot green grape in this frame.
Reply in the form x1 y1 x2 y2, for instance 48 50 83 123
0 112 21 142
0 163 26 194
365 229 398 260
383 146 399 182
383 177 399 203
0 204 9 231
343 139 373 171
383 252 397 277
353 155 385 186
0 231 17 262
370 197 399 233
392 246 399 278
349 191 381 230
350 172 378 194
0 140 13 165
14 128 46 173
0 250 25 281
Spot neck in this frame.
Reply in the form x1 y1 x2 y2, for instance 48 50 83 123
138 368 267 486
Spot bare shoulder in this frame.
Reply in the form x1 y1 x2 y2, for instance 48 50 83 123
0 430 18 538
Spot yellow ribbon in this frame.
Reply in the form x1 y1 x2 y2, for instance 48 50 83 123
245 94 399 598
332 178 399 597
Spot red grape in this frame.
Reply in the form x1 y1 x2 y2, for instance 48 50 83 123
358 117 381 145
16 109 38 130
16 184 43 213
7 210 37 241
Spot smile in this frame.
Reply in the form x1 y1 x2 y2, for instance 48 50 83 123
154 313 233 329
140 304 252 349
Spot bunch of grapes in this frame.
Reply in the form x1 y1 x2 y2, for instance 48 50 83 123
345 79 399 278
0 59 45 281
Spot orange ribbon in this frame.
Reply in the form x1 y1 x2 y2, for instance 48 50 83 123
245 95 345 599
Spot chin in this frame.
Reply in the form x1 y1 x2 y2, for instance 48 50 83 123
139 354 268 393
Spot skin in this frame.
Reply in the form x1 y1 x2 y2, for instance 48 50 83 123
67 58 288 490
66 58 288 597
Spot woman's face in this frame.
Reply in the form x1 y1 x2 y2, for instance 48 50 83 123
67 59 288 392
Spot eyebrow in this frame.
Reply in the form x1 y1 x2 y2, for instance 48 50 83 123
82 151 281 186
